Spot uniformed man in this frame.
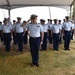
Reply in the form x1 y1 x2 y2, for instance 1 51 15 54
8 18 12 25
23 21 28 45
70 20 75 40
26 14 44 67
51 19 61 51
48 19 53 44
12 20 17 45
58 20 62 44
40 19 48 50
47 19 50 25
62 19 66 40
2 19 12 52
62 16 72 50
0 22 3 42
14 17 24 52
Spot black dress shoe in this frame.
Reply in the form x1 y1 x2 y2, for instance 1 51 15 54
31 63 35 67
64 49 67 51
56 49 59 51
35 63 40 67
67 49 70 51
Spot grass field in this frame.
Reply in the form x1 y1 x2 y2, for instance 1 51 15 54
0 40 75 75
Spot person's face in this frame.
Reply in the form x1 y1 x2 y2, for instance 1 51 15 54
50 21 52 24
63 19 65 22
41 22 45 25
8 19 10 22
13 22 16 24
66 18 69 21
59 21 61 24
54 21 57 24
5 20 8 24
18 19 21 23
31 18 37 23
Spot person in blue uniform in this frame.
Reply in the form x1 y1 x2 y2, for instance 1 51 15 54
62 19 66 40
47 19 50 25
2 19 12 52
14 17 24 52
62 16 72 50
8 18 12 25
58 20 62 44
23 21 28 45
40 19 48 50
26 14 44 67
12 20 17 45
48 19 53 44
51 19 61 51
0 22 3 42
70 20 75 40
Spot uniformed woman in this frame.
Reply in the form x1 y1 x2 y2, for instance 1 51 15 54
40 19 48 50
51 19 61 51
2 19 12 52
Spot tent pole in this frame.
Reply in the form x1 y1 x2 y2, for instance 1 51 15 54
70 5 72 20
48 6 51 19
8 9 11 18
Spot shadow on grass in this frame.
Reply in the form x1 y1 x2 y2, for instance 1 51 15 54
0 51 26 58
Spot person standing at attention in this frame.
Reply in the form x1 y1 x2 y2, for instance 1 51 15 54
51 19 61 51
26 14 44 67
62 16 72 50
40 19 48 50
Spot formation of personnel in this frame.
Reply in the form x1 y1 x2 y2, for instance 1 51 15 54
0 15 75 67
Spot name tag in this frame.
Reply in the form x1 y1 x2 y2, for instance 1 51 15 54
36 26 40 27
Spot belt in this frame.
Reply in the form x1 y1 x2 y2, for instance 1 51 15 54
3 33 10 34
64 30 71 32
16 32 23 34
53 33 59 34
30 37 40 39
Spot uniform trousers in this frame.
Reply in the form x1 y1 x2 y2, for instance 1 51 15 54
16 33 23 51
48 30 53 44
3 33 11 51
23 31 28 45
41 32 47 50
71 30 74 40
0 30 3 42
29 37 40 64
13 32 17 45
53 33 59 50
64 30 71 49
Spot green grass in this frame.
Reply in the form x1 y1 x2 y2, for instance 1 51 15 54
0 40 75 75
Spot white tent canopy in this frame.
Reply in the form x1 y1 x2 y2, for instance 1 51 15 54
0 0 74 10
